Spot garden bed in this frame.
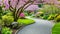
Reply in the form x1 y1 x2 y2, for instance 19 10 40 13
0 18 35 34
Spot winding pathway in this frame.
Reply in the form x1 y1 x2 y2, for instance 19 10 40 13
17 18 54 34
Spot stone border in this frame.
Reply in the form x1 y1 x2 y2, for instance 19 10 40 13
15 22 35 34
15 25 26 34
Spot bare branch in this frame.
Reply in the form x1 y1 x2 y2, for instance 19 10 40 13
22 0 34 8
17 8 22 18
17 0 34 12
8 0 14 12
15 0 20 9
9 7 14 12
10 6 14 9
24 2 34 9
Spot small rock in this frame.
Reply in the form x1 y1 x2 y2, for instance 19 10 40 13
12 22 18 25
11 22 18 28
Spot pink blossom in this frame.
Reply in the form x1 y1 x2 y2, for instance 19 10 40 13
43 0 60 5
19 13 25 18
3 0 9 9
25 5 39 11
3 0 41 10
3 0 60 10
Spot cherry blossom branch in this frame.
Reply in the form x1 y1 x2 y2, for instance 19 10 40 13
24 2 34 9
8 0 14 12
15 0 20 9
17 0 33 12
22 0 34 9
15 0 20 18
9 7 14 12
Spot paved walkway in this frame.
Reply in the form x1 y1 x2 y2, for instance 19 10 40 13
17 18 54 34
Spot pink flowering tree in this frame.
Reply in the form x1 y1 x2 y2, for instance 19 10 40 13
43 0 60 5
3 0 41 21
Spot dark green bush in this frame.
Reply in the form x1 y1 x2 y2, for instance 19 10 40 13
48 14 55 20
38 4 43 8
55 15 60 22
0 7 3 19
42 15 49 19
3 10 11 15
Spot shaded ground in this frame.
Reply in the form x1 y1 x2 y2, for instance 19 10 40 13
17 18 54 34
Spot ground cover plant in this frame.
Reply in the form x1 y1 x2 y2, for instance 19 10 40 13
17 19 35 25
1 27 12 34
52 22 60 34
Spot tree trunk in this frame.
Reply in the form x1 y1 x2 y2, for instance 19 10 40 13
13 8 24 21
13 12 18 22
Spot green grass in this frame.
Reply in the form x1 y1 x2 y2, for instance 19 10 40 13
17 18 35 25
52 22 60 34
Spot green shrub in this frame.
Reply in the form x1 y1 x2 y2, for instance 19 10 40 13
2 27 12 34
3 10 11 15
17 19 35 25
38 4 43 8
6 12 13 16
54 14 59 18
52 23 60 34
2 15 14 26
39 5 60 15
48 14 55 20
38 5 60 19
0 19 4 26
55 15 60 22
42 15 49 19
0 7 11 19
0 7 3 19
35 12 44 18
25 13 28 16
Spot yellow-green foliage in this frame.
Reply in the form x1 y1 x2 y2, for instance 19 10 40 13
48 14 58 20
55 15 60 22
48 15 53 20
2 15 14 26
17 19 35 25
0 20 4 26
6 12 13 16
39 5 60 15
